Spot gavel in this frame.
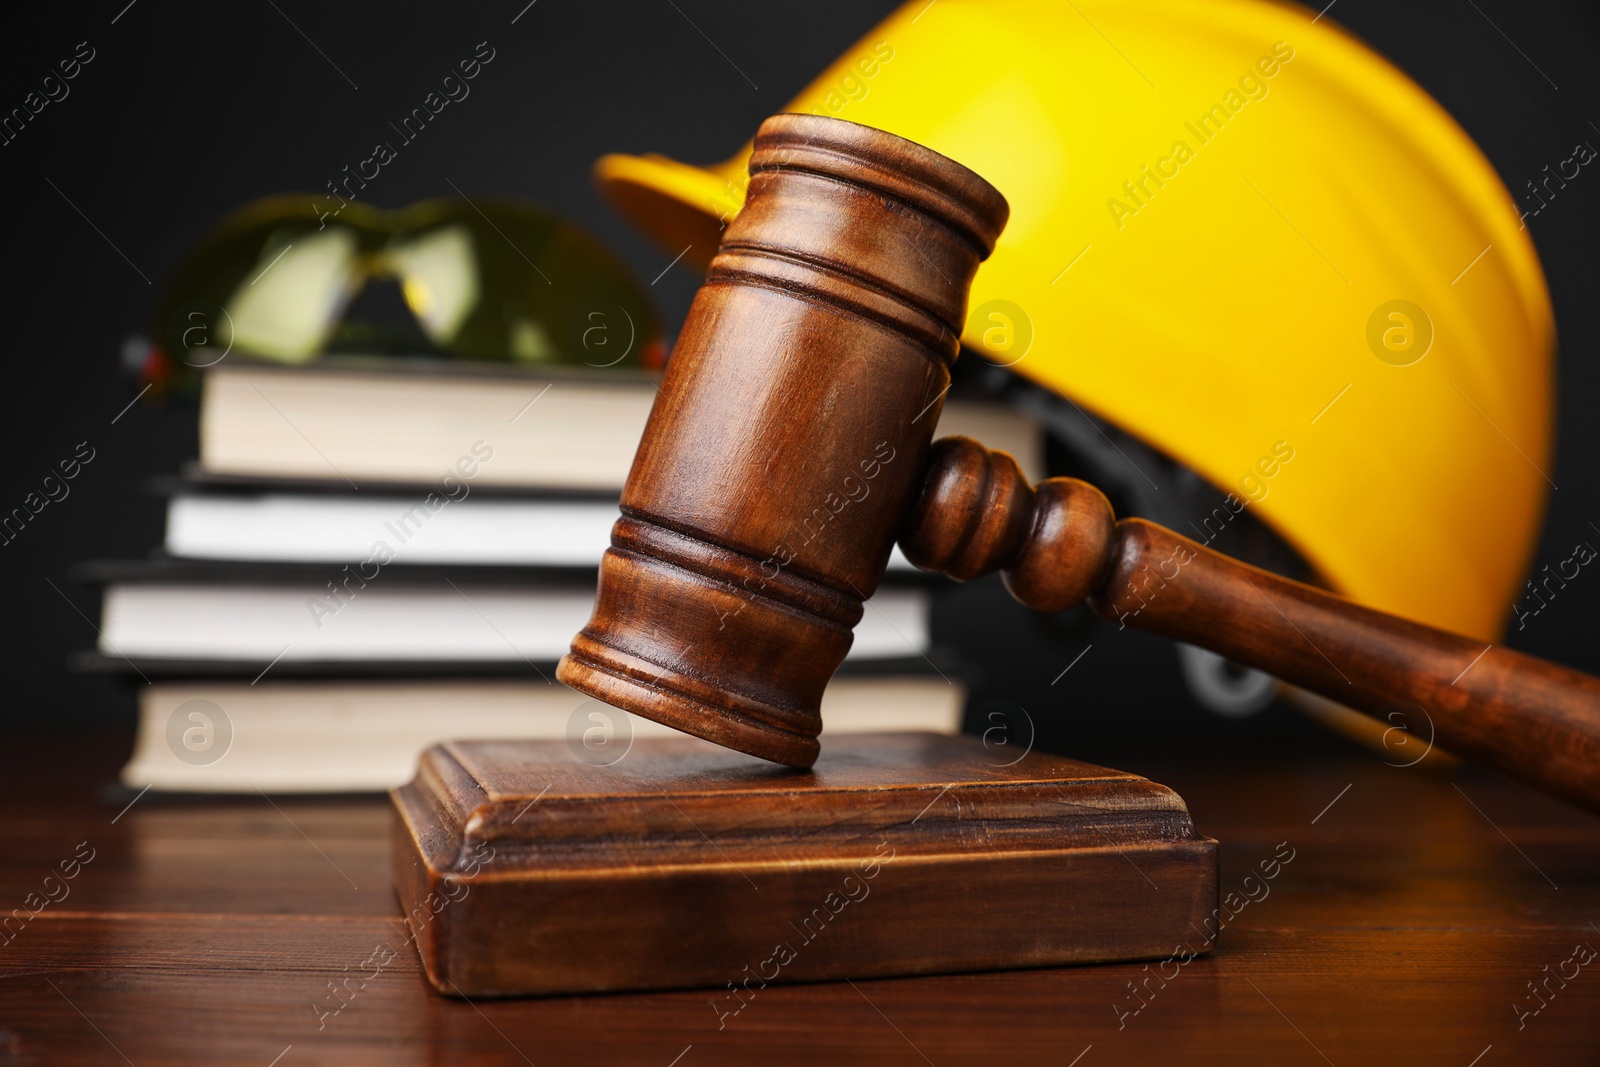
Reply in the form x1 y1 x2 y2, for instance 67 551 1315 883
557 113 1600 812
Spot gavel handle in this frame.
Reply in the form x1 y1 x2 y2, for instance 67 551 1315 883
1095 519 1600 809
903 437 1600 811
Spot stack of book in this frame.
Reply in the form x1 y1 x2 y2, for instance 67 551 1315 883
79 357 1043 791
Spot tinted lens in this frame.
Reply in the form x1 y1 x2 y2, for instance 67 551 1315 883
155 197 368 375
149 195 663 390
383 198 664 369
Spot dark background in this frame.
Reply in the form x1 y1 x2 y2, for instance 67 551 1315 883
1 0 1596 759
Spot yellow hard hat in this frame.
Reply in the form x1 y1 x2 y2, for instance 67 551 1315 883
596 0 1553 650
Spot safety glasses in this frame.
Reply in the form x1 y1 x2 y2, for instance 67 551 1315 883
145 195 665 389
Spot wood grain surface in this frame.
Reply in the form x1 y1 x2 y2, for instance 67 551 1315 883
391 733 1217 995
558 114 1009 768
3 732 1597 1065
557 115 1600 813
903 436 1600 812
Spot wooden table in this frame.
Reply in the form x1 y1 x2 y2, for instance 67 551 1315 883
3 733 1596 1065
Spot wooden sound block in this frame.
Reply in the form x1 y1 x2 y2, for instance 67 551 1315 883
390 731 1218 997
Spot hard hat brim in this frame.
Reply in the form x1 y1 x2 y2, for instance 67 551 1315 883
595 153 741 273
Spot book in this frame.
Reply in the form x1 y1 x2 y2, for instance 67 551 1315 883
71 650 942 680
88 567 932 665
160 488 920 572
121 675 965 792
197 358 1044 489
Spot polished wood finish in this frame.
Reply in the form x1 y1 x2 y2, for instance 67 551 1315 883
558 114 1600 811
392 732 1217 996
8 733 1599 1064
902 435 1118 611
902 437 1600 812
557 114 1008 768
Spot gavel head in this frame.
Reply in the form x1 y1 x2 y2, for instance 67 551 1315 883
556 114 1009 769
